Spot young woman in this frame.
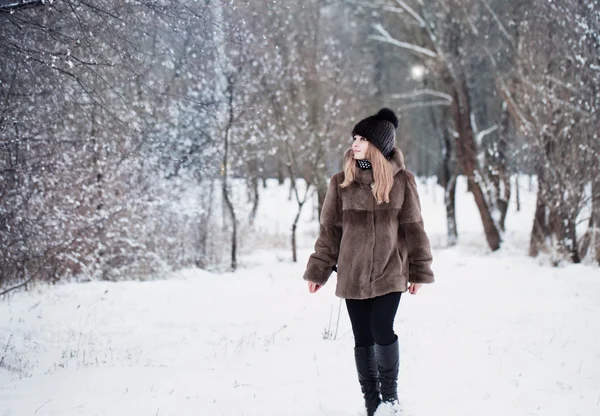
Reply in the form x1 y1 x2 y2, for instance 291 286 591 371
303 108 434 416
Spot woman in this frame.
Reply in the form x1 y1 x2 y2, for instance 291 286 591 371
303 108 434 416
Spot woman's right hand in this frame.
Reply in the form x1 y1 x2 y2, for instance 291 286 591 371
308 281 322 293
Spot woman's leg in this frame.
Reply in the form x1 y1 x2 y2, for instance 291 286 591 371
345 298 375 347
346 298 380 415
370 291 402 346
371 291 402 405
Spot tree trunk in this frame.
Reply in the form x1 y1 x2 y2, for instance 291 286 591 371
222 78 237 271
222 166 237 271
496 101 512 231
246 159 260 226
468 177 501 250
593 172 600 263
498 170 511 232
515 174 521 212
277 158 285 185
580 169 600 263
565 217 581 264
210 0 236 270
286 157 311 263
249 174 259 227
291 202 304 263
91 104 103 212
446 173 458 246
451 76 501 251
528 173 579 263
437 107 458 247
197 180 214 269
529 178 547 257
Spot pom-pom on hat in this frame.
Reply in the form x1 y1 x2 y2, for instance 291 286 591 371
351 108 399 158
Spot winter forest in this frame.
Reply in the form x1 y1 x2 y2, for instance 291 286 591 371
1 0 599 289
1 1 600 416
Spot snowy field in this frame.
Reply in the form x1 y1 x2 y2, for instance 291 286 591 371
1 177 599 416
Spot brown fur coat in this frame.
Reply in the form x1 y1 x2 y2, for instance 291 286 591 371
303 147 434 299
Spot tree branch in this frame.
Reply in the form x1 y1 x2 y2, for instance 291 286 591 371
521 77 592 117
370 24 437 58
0 0 44 13
343 0 406 14
391 89 453 103
0 278 32 296
393 0 427 27
480 0 514 45
475 124 498 147
398 100 452 110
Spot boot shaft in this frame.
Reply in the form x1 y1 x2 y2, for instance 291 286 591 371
374 339 399 403
354 345 381 415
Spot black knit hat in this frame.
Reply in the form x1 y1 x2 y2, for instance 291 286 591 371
352 108 399 158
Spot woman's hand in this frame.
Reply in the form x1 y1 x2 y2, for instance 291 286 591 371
408 282 423 295
308 281 323 293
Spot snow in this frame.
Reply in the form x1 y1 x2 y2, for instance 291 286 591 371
1 176 599 416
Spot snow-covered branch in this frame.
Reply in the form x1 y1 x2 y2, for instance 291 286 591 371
475 124 498 147
0 0 44 12
343 1 405 14
398 100 452 110
483 46 534 133
544 75 581 94
394 0 427 28
459 3 479 36
391 89 453 103
370 24 437 58
521 77 593 117
480 0 513 44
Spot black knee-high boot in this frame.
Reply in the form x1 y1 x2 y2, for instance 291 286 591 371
354 345 381 416
374 338 399 403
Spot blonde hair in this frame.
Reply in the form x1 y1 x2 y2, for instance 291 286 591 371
340 145 394 204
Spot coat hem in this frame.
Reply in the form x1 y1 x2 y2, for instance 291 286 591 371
335 283 408 300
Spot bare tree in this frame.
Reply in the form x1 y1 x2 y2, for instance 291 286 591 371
370 0 502 250
498 0 599 263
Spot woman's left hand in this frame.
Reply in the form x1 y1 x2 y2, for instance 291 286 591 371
408 282 423 295
308 281 323 293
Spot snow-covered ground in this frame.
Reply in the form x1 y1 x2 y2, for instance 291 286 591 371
1 177 599 416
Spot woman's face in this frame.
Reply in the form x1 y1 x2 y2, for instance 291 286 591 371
352 135 369 160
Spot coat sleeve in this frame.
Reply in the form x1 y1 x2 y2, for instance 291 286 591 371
399 171 434 284
303 175 343 286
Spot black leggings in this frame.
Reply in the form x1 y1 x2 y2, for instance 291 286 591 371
345 292 401 347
